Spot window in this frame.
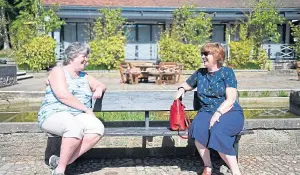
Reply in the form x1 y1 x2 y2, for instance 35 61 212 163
63 23 91 44
77 23 90 43
124 25 136 43
138 25 151 43
212 24 225 43
152 25 163 42
64 23 76 43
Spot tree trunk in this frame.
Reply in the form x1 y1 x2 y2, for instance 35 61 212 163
0 6 10 49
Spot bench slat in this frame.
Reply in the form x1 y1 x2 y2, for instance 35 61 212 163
47 128 253 137
105 127 188 136
93 91 195 112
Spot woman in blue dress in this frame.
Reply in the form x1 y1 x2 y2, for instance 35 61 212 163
175 43 244 175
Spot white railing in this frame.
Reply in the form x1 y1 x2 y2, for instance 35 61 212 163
56 42 295 61
57 43 158 61
125 43 158 60
262 44 295 60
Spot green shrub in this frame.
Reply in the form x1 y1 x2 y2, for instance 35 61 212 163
228 39 253 69
159 36 201 70
278 91 288 97
158 6 211 70
89 8 126 70
89 35 125 70
16 35 56 72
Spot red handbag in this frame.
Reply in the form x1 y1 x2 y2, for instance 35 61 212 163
169 99 191 139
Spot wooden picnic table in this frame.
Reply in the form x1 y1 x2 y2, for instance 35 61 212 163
134 65 159 72
119 62 183 84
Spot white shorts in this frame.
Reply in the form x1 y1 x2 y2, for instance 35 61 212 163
41 111 105 139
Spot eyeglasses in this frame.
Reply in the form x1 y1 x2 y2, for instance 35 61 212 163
201 51 210 57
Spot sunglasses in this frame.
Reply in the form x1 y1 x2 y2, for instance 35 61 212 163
201 51 210 57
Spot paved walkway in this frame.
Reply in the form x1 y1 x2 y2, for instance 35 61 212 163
0 155 300 175
1 71 300 91
1 70 300 175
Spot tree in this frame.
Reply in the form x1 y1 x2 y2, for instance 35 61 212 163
159 6 212 70
247 0 285 56
9 0 64 71
227 0 285 69
10 0 64 49
89 8 126 70
290 23 300 60
0 0 13 49
172 6 212 45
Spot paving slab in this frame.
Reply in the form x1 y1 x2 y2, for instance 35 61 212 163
1 71 300 92
0 155 299 175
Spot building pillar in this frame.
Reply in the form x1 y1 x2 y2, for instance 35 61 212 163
165 21 172 31
226 23 231 60
285 22 290 44
53 29 61 60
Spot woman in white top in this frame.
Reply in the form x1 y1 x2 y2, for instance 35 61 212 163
38 42 106 175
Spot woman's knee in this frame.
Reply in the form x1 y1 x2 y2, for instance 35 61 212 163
87 120 105 136
64 122 85 139
78 114 105 136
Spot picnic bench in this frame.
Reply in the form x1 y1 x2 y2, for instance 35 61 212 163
47 91 253 160
119 62 183 84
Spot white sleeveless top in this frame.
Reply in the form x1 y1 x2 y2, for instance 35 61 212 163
38 69 92 127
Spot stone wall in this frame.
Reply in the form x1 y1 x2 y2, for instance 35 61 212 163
1 119 300 161
0 65 17 88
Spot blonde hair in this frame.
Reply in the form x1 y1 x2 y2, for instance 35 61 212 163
201 42 225 67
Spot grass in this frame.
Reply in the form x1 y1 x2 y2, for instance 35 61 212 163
278 91 288 97
1 109 297 123
239 91 249 97
259 91 271 97
85 64 108 70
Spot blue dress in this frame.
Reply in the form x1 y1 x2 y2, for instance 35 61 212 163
186 66 244 155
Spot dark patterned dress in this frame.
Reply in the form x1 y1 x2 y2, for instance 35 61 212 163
186 66 244 155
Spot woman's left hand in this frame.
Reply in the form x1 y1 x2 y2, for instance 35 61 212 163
209 114 220 129
92 87 104 99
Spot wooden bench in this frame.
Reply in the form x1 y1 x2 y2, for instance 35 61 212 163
119 62 142 84
154 62 184 84
48 91 253 160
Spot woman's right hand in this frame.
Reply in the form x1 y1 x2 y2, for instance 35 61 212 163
175 88 185 99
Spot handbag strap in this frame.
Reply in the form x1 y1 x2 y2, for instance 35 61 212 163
177 99 190 139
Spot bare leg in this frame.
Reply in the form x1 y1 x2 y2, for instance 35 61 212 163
218 152 229 166
55 137 81 173
195 140 212 173
68 134 102 164
219 152 241 175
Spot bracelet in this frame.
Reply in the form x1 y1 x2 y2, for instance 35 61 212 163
177 87 186 92
216 110 223 116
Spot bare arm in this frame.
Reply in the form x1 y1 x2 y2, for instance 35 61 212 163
178 82 195 91
209 87 238 129
216 87 237 115
86 74 106 99
48 66 90 112
86 74 106 92
175 82 195 99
